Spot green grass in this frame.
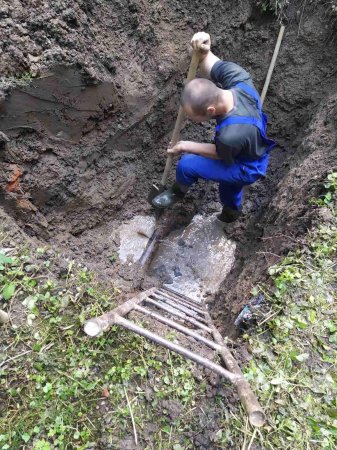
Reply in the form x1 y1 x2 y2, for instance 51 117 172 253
0 71 34 91
218 172 337 449
0 250 199 449
0 172 336 449
257 0 337 29
256 0 290 21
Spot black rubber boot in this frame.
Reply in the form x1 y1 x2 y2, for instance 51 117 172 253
152 182 188 209
217 205 242 223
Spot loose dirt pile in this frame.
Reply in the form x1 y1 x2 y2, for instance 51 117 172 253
0 0 337 323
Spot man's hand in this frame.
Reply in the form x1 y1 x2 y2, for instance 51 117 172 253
191 32 218 77
167 141 221 160
167 140 192 155
191 32 211 54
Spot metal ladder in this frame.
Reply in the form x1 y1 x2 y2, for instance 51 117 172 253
84 286 265 427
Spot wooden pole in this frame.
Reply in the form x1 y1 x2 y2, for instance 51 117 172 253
260 25 285 106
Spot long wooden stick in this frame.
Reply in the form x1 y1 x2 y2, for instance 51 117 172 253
160 51 200 186
260 25 285 106
124 387 138 445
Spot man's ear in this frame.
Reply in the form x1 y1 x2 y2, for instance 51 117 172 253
206 105 216 117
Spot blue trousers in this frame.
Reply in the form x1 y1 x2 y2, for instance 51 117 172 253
176 153 269 210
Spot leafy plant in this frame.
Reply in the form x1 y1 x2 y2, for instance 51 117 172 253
256 0 290 20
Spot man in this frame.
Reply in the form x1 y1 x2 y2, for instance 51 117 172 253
152 32 276 222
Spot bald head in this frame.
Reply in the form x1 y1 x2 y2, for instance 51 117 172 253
181 78 221 118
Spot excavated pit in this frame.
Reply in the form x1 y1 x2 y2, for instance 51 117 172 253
1 0 337 336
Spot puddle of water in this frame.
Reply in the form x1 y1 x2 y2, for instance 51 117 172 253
117 215 156 263
151 214 236 303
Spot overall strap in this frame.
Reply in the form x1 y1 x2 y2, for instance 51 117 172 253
234 82 262 110
215 82 277 152
215 116 263 133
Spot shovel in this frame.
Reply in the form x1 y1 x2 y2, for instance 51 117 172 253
148 50 200 204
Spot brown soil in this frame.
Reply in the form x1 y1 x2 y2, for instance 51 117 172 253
1 0 337 336
1 0 336 239
1 0 337 447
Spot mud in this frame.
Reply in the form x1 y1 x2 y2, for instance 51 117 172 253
0 0 336 314
1 1 336 244
1 0 337 446
0 65 119 142
0 0 336 329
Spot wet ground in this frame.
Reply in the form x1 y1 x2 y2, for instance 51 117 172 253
114 212 236 303
151 214 236 302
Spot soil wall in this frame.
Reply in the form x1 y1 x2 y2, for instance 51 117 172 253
1 0 337 323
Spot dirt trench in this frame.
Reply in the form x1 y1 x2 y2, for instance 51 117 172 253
1 0 337 333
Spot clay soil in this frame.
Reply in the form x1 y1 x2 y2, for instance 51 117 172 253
0 0 337 445
1 0 337 307
1 0 337 324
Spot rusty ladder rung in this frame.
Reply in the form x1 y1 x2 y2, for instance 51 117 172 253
161 287 206 312
134 304 221 350
157 288 207 315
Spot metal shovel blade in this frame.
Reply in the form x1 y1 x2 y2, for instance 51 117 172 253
147 183 166 206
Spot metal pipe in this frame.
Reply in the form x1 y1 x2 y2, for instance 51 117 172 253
144 298 212 333
162 286 204 307
84 288 156 336
150 293 208 322
115 315 241 384
138 228 162 267
158 289 206 315
134 304 221 351
205 312 265 427
138 211 175 269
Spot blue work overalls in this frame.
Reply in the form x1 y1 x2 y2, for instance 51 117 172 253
176 82 276 210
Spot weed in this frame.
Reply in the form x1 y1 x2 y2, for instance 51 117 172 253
108 253 118 264
0 247 197 449
0 71 34 91
311 171 337 211
256 0 290 21
218 173 337 449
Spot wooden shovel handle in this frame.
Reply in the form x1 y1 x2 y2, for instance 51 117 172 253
160 51 200 186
